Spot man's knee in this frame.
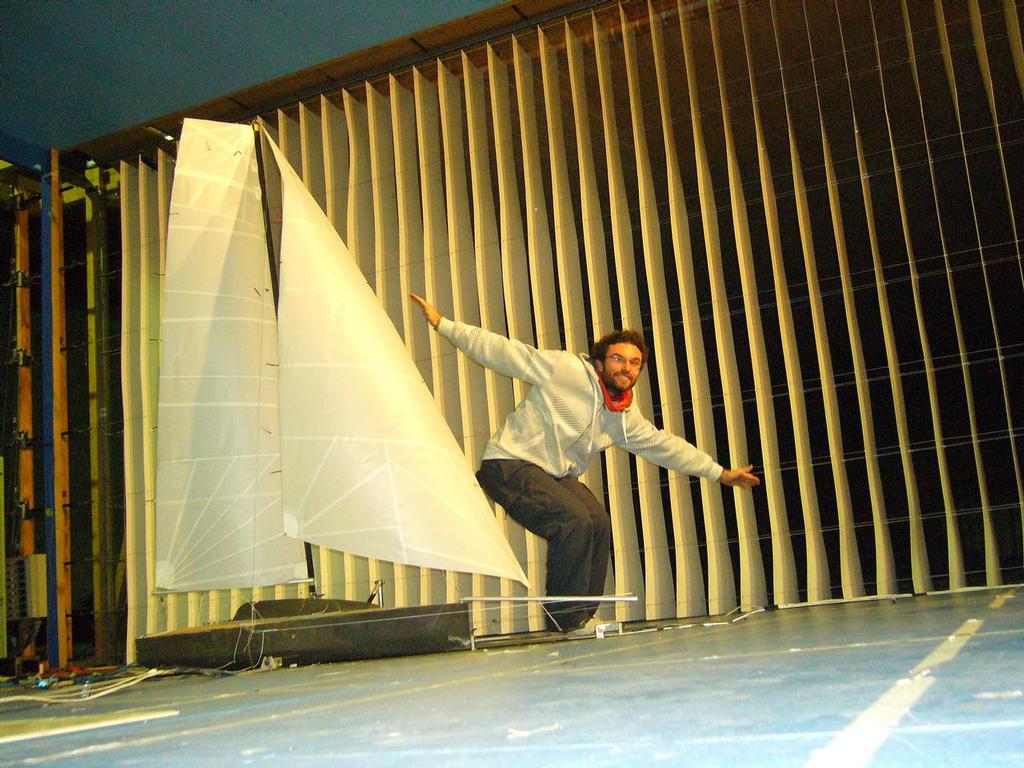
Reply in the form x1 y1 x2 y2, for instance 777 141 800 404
550 505 594 543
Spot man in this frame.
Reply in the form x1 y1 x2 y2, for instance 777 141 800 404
410 293 759 631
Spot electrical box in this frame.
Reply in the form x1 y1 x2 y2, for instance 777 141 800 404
5 555 48 620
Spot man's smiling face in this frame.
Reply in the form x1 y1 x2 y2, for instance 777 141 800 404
594 342 643 395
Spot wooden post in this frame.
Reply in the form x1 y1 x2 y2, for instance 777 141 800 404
15 206 34 560
14 202 36 662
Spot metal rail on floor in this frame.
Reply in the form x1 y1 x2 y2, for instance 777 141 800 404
460 594 638 648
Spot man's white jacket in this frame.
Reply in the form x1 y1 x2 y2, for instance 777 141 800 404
436 318 724 482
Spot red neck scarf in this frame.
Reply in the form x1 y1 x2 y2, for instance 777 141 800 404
598 376 632 412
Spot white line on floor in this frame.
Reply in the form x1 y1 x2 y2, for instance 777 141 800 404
0 710 179 745
804 618 984 768
989 590 1016 609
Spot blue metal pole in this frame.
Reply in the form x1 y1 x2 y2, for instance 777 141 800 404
40 154 59 669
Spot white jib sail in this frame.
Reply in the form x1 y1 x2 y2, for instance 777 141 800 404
154 119 307 592
265 136 529 587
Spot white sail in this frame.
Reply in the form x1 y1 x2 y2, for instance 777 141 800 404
154 119 307 591
265 136 528 586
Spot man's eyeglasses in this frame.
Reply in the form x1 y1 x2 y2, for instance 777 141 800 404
606 353 642 368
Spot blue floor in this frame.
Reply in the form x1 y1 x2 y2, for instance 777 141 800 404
2 587 1022 766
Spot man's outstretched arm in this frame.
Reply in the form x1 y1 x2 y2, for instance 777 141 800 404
408 293 556 384
624 417 761 488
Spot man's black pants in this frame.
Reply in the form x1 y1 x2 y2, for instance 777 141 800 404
476 458 611 631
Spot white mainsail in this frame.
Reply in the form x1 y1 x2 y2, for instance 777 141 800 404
154 119 306 591
265 136 528 586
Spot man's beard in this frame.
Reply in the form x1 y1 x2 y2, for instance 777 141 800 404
602 369 635 395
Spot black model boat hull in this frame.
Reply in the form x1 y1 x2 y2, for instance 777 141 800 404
135 601 472 669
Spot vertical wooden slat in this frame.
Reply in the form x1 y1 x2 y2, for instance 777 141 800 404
276 109 302 177
769 0 864 599
564 21 614 342
1002 3 1024 579
680 6 762 610
594 11 673 620
1006 0 1024 96
367 84 405 336
438 65 490 468
864 2 947 592
970 0 1023 278
315 541 344 601
120 160 147 661
86 181 110 652
890 0 966 589
836 0 932 593
154 157 180 629
489 45 565 621
155 150 191 629
538 27 611 622
650 4 719 616
510 34 563 627
413 72 462 440
208 590 225 624
461 54 537 630
618 8 693 618
537 28 588 352
565 21 644 622
413 67 505 626
707 3 796 604
511 39 561 351
388 74 426 609
966 0 1024 543
321 95 349 241
934 0 1014 586
186 592 200 629
486 46 534 356
401 72 446 421
737 0 830 602
801 4 895 596
229 587 247 621
340 549 369 604
138 160 166 633
299 101 327 211
436 61 524 630
822 122 896 594
343 89 377 288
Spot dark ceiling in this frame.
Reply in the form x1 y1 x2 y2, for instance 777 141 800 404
0 0 508 168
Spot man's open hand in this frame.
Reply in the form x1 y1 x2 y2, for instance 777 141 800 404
409 293 441 328
720 465 760 487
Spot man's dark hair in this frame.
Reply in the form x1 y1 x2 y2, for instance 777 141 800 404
591 329 648 369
